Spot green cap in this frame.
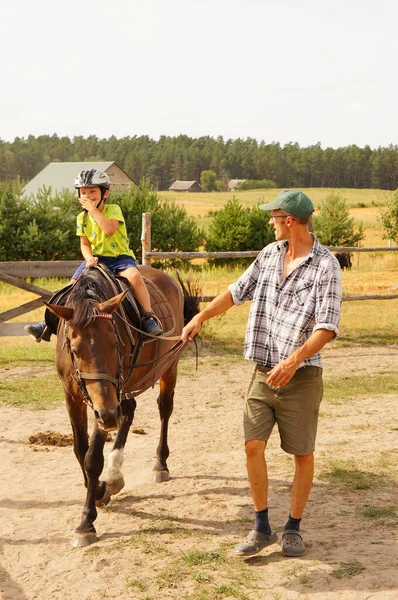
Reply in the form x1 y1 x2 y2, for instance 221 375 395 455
259 190 314 219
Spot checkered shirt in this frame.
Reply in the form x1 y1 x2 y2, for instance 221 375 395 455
228 235 342 368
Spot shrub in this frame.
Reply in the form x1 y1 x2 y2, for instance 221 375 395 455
0 183 79 261
115 179 204 266
238 178 277 190
205 197 274 265
200 169 217 192
313 193 364 247
378 190 398 243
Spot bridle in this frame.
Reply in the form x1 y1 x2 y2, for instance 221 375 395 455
63 310 189 409
63 313 124 409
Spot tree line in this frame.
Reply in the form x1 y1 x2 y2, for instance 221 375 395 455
1 135 398 191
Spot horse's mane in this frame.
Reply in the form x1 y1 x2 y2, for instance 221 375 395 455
66 268 109 329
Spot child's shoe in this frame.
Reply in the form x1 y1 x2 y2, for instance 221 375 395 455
24 321 52 342
141 314 163 336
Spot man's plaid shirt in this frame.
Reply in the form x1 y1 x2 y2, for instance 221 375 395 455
228 235 342 369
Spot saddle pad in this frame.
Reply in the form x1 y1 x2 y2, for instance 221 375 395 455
143 276 175 335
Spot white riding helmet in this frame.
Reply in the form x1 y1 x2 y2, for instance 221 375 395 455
74 169 110 190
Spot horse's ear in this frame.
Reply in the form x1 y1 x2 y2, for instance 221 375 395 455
45 303 74 321
93 290 128 314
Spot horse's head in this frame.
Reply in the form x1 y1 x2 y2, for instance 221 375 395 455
46 288 127 432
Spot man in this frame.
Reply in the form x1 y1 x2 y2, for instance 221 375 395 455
181 190 342 557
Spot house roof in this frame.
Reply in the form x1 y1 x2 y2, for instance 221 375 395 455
22 161 122 198
169 180 200 191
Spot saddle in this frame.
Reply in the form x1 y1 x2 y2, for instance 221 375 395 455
44 265 176 338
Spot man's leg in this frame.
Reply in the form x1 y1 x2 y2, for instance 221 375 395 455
282 452 314 557
246 440 268 511
235 439 277 557
291 452 314 519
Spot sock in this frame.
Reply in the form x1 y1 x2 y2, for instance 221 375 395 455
254 508 271 536
284 513 301 532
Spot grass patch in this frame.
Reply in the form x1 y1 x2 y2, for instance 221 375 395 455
357 504 397 520
319 462 383 490
126 578 147 592
331 560 366 579
0 373 63 409
0 337 55 368
181 549 226 567
323 372 398 401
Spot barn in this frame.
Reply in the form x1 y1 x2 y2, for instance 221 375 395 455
168 180 202 192
22 161 136 198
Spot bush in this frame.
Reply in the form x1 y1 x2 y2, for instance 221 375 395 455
378 190 398 243
200 170 217 192
313 193 364 247
0 183 79 261
114 179 204 266
238 179 277 190
205 197 274 265
151 201 205 268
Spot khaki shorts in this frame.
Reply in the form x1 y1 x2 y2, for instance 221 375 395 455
244 365 323 455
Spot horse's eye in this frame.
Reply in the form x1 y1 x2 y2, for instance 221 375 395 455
71 345 80 358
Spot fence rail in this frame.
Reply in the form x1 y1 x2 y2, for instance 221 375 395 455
1 211 398 337
143 246 398 261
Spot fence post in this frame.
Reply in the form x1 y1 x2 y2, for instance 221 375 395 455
141 212 152 266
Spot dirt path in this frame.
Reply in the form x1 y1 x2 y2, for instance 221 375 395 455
1 346 397 600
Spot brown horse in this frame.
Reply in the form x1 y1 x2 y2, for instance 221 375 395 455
46 265 199 547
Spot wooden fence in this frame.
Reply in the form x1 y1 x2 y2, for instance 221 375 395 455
1 211 398 337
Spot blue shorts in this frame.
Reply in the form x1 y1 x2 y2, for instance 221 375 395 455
72 255 138 279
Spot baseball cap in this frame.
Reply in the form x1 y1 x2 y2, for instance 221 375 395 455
259 190 314 219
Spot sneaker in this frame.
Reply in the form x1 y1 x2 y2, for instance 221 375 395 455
141 316 163 336
24 322 52 343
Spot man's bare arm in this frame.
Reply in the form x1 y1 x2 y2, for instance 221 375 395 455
266 329 335 388
181 289 235 341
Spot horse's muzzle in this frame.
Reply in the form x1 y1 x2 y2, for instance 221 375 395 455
94 406 121 432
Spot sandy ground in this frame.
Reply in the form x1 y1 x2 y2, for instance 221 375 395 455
0 345 397 600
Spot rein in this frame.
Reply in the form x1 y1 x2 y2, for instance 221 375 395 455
64 309 188 409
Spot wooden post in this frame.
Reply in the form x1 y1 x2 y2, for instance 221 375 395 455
141 212 152 266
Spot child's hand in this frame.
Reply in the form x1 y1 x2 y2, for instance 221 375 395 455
86 257 98 267
79 198 98 214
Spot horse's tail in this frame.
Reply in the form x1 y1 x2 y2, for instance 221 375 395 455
176 272 202 325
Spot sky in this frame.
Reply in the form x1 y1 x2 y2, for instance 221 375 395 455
1 0 397 149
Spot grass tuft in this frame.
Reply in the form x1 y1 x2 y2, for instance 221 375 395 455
331 560 366 579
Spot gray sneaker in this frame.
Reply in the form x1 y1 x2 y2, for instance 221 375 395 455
234 530 278 557
24 322 52 343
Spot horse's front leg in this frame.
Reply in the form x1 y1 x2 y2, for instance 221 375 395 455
72 422 108 548
104 398 136 496
66 393 89 485
67 394 108 505
153 368 176 483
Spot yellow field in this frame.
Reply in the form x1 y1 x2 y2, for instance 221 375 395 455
159 187 393 243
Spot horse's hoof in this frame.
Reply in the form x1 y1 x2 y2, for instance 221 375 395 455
107 476 125 495
72 531 97 548
96 486 111 508
153 470 170 483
